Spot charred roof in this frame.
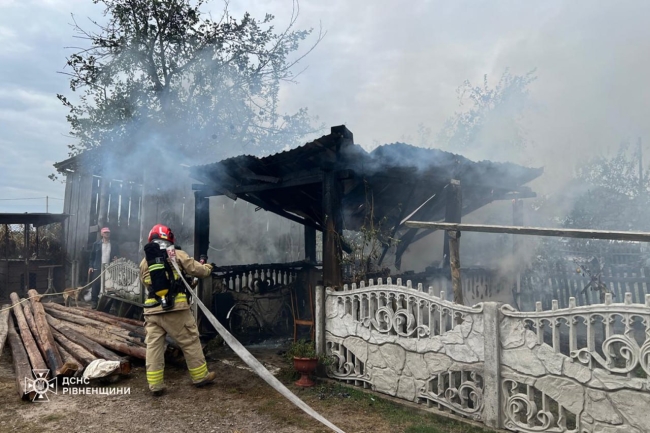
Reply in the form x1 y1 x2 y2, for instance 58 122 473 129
190 125 543 267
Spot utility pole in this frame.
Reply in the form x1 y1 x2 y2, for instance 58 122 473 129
46 196 48 213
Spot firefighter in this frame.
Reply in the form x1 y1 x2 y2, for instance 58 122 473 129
139 223 216 396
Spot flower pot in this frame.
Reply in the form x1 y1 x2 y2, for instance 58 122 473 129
293 357 318 387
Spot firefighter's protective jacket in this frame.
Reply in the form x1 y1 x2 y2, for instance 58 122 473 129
139 249 212 315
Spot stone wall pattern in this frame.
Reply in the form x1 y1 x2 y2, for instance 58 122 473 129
323 279 650 432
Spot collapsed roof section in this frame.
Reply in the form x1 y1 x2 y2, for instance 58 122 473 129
188 126 543 268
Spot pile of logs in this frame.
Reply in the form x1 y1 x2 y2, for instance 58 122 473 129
0 289 146 401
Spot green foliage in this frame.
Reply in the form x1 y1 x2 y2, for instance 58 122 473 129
286 338 317 360
565 139 650 232
56 0 323 170
341 181 398 283
437 68 537 155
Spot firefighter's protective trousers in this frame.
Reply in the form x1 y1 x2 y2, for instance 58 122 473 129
144 306 209 388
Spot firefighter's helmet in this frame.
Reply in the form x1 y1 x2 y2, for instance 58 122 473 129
148 224 175 244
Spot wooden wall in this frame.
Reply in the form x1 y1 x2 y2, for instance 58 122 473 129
63 171 143 288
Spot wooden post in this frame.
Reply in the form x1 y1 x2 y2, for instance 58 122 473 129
322 170 343 290
443 180 462 270
448 230 463 305
193 191 210 261
305 226 316 263
97 177 110 236
24 223 29 292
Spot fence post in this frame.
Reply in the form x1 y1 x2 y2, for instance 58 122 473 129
482 302 501 428
315 285 326 356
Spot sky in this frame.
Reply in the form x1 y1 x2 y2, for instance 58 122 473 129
2 0 650 214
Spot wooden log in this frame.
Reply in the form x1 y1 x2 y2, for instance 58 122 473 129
0 304 10 355
46 314 131 374
51 328 97 366
21 302 47 360
45 307 145 346
66 305 143 327
9 293 48 373
56 343 82 376
61 320 146 359
44 303 145 336
7 323 36 401
26 290 74 377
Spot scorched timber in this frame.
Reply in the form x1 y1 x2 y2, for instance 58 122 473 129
9 293 47 373
46 314 131 374
7 323 36 401
26 290 74 377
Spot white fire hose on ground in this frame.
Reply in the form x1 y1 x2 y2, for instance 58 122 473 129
169 257 345 433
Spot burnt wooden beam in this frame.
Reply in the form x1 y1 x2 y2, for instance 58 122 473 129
233 174 323 194
193 191 210 261
443 180 462 269
448 230 463 305
378 184 418 266
322 169 344 289
240 193 323 232
305 226 316 263
404 221 650 242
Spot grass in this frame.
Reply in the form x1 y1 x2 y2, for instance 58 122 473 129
259 373 494 433
309 382 492 433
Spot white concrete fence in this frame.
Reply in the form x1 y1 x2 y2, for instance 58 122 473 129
315 278 650 433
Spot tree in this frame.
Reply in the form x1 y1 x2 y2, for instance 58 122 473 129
56 0 323 167
565 139 650 231
436 69 537 159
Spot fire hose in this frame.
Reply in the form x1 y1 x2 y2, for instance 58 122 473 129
169 258 346 433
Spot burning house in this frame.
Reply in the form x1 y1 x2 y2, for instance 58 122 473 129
53 125 543 329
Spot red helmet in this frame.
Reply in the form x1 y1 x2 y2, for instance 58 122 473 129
148 224 175 244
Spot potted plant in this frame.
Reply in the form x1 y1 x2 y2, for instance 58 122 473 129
286 339 319 387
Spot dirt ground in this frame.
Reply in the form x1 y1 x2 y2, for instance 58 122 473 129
0 343 494 433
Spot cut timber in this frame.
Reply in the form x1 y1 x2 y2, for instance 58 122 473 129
21 302 49 361
51 328 96 366
43 305 145 344
26 290 73 377
9 293 47 372
46 303 143 332
46 314 131 374
61 320 146 359
7 323 36 401
0 305 9 355
56 343 83 376
67 305 143 327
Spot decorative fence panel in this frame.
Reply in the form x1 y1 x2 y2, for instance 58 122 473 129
101 258 143 303
323 279 650 432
